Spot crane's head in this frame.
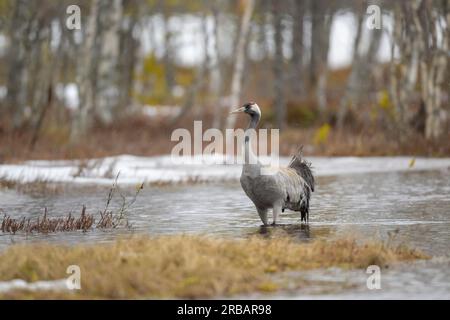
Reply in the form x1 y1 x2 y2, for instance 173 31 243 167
230 102 261 117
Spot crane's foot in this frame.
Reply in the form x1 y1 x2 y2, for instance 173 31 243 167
300 211 309 224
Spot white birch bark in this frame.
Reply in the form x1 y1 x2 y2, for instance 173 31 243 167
273 0 286 129
95 0 123 124
6 0 31 129
225 0 255 129
71 0 100 142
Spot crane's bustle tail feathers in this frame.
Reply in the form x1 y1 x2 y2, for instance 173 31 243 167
286 147 314 223
288 147 315 192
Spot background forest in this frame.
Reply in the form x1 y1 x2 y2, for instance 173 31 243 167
0 0 448 161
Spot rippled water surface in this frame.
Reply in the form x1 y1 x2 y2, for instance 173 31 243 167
1 161 449 299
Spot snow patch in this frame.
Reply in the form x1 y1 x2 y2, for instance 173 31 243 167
0 279 69 293
0 155 449 185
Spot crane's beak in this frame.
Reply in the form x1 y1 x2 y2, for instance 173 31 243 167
229 106 246 114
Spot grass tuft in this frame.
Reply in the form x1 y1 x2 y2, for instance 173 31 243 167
1 207 94 234
0 235 429 299
0 173 141 234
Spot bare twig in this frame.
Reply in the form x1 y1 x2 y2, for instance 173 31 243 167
1 175 144 234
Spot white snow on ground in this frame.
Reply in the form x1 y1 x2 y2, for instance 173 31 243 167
0 279 68 293
1 155 450 185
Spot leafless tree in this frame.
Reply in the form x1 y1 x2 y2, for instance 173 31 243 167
390 0 448 139
291 0 305 96
225 0 255 129
71 0 100 142
5 0 33 129
95 0 123 124
272 0 286 130
338 2 382 128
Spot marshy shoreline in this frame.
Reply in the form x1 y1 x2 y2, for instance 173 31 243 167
0 157 449 299
0 234 428 299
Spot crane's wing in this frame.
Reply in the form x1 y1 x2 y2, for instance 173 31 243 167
288 147 314 192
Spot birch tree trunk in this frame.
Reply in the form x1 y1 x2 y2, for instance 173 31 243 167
337 5 381 128
315 8 334 113
211 3 224 129
308 1 335 112
308 0 320 89
430 1 449 139
161 2 175 98
391 2 420 127
389 8 403 125
117 1 141 115
225 0 255 129
71 0 100 142
95 0 123 124
28 18 52 147
5 0 32 129
419 0 448 140
273 0 286 130
389 0 448 139
291 0 305 96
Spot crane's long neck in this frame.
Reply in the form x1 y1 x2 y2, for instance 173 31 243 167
244 113 260 166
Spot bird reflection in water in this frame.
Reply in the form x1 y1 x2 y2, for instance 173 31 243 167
256 223 311 241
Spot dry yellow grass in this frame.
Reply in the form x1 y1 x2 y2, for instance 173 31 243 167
0 235 428 299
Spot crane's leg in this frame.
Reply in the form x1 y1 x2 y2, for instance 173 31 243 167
272 204 282 225
256 207 268 226
300 208 309 223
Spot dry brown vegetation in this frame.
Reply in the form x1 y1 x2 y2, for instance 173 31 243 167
0 207 129 235
0 235 428 299
1 207 94 234
1 62 449 163
0 175 141 234
1 1 448 164
1 108 449 165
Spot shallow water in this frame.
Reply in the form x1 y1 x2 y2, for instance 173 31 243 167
1 159 449 299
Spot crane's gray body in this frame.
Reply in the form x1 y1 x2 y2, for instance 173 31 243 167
232 102 314 225
240 156 314 225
